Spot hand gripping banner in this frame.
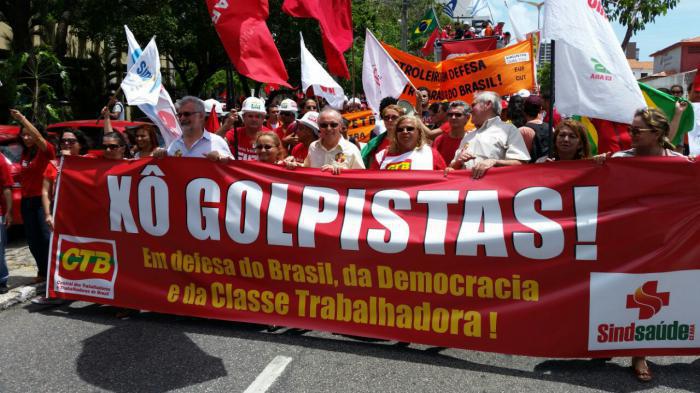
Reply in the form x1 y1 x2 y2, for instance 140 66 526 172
48 156 700 357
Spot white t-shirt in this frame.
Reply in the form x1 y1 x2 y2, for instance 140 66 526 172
304 137 365 169
374 145 438 170
451 116 530 168
167 131 233 158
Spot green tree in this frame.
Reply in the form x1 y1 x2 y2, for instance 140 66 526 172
603 0 680 50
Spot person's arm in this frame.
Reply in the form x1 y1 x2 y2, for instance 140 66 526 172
9 109 48 151
668 100 688 146
3 187 11 228
101 106 114 134
216 110 237 137
41 177 53 231
426 128 444 140
470 158 523 179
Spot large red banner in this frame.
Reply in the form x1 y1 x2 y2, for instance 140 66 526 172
48 156 700 357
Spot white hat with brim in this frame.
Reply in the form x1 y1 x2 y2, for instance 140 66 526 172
298 111 320 136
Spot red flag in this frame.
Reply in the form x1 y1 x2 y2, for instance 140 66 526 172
440 37 498 60
206 0 290 87
282 0 353 79
205 106 221 132
420 28 440 57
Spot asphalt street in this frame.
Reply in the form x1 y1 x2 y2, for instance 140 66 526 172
1 233 699 392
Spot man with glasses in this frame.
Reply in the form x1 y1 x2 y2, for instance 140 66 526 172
447 91 530 179
157 96 232 161
433 101 470 163
222 96 272 160
287 109 364 174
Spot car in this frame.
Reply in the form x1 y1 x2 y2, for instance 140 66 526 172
47 120 153 157
0 125 25 225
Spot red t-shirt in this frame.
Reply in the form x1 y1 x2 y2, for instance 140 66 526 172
226 126 272 161
433 133 463 163
439 122 451 133
20 143 56 197
290 143 309 163
0 154 14 216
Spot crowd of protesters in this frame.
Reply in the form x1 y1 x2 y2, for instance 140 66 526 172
1 77 698 382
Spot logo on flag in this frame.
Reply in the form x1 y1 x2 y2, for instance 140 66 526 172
442 0 458 18
626 281 670 320
54 235 118 300
588 271 700 350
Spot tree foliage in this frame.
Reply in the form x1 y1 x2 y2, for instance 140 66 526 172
602 0 680 50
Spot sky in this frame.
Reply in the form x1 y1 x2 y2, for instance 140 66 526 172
459 0 700 61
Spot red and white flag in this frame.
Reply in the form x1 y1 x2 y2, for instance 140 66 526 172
282 0 353 79
206 0 290 86
420 27 440 57
362 29 411 115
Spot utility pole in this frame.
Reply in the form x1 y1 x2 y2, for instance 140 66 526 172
401 0 408 51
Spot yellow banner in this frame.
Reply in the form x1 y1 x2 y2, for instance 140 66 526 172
382 39 536 103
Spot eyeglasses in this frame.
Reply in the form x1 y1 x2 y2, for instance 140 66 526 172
448 113 464 118
628 126 657 136
319 122 339 129
255 144 276 150
382 115 399 121
671 90 683 95
60 138 77 145
177 111 201 118
305 106 317 111
396 126 416 133
104 144 122 150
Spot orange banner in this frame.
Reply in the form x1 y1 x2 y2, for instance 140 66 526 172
382 38 536 103
343 110 375 143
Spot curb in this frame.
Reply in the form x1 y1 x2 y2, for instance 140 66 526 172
0 284 43 310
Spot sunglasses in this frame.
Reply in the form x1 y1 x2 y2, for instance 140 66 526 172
305 106 317 110
383 115 399 121
104 144 122 150
628 126 656 136
255 144 276 150
177 111 201 118
448 113 464 118
397 126 416 133
60 138 77 145
671 90 683 94
319 122 339 129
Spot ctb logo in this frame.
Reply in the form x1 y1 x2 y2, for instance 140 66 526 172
58 238 117 282
626 281 670 320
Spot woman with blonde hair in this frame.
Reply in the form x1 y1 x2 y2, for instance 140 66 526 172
536 119 591 162
254 131 286 164
370 115 446 170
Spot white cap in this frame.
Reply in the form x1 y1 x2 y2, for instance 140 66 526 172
348 97 361 105
203 99 225 115
279 98 298 113
516 89 531 98
241 97 266 114
298 111 320 136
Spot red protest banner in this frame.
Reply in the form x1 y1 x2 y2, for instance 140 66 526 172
48 156 700 358
440 37 499 60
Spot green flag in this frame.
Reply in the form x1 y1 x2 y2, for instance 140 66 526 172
412 8 438 38
639 82 695 146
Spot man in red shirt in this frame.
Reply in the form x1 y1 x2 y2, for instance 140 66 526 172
0 153 13 294
222 97 271 160
433 101 470 163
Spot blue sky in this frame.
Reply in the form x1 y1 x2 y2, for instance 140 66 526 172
484 0 700 61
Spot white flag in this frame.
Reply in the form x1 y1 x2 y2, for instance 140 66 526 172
121 38 161 106
121 31 181 146
543 0 645 124
362 29 411 115
507 5 525 42
300 33 346 110
124 25 142 72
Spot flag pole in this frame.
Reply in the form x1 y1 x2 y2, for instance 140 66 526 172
547 40 555 157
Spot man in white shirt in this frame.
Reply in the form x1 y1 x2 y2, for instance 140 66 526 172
448 91 530 179
155 96 233 161
288 109 365 174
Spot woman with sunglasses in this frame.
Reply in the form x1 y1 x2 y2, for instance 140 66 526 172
371 115 446 170
536 119 591 162
595 108 687 383
9 109 55 284
361 105 405 168
102 132 130 160
254 132 286 164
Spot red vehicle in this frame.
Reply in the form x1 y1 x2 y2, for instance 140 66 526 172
47 120 152 157
0 125 25 225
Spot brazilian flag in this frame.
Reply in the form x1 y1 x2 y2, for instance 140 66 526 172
412 8 438 38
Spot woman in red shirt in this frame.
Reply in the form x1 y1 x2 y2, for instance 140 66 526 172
10 109 55 283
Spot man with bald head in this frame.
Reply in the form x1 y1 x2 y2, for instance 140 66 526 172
287 109 365 174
